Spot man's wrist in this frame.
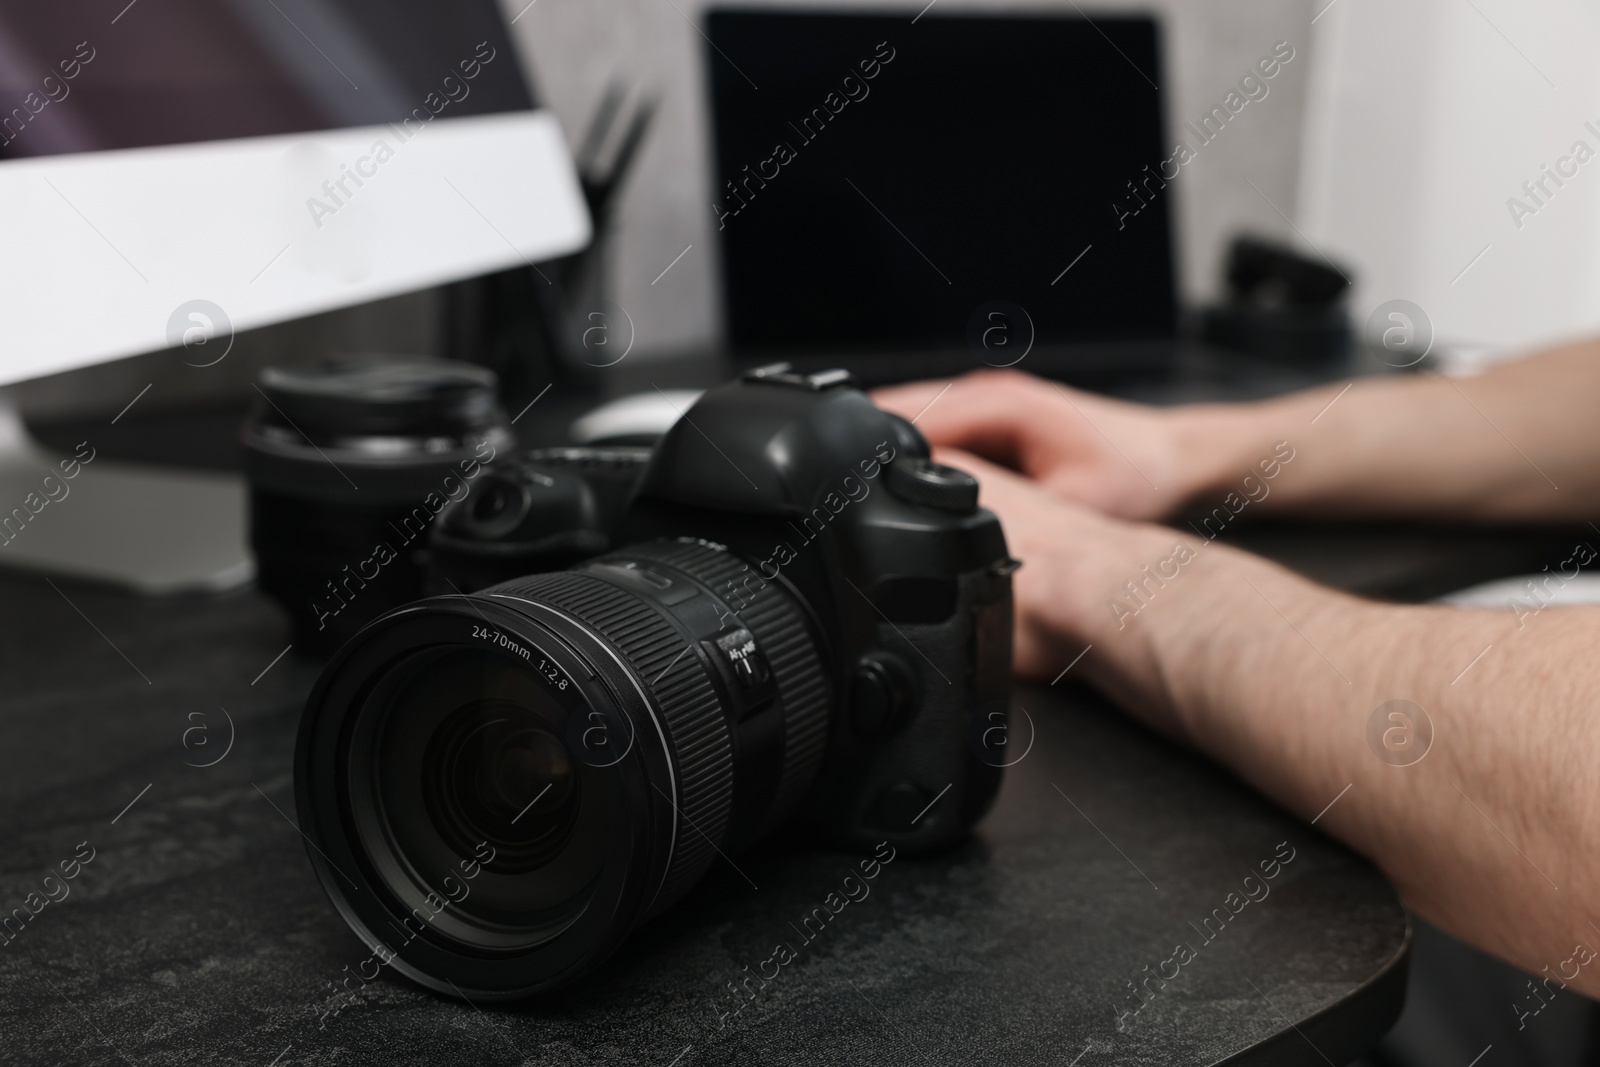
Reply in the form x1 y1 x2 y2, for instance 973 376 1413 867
1157 402 1286 514
1103 535 1306 745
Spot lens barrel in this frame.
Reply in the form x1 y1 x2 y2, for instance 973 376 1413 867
243 358 513 656
295 538 828 998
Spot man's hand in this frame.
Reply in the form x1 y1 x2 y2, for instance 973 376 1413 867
882 345 1600 525
936 439 1600 1002
874 371 1213 520
931 445 1193 732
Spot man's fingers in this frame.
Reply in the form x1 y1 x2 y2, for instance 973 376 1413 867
937 446 1128 544
873 373 1049 468
933 445 1025 486
870 378 954 420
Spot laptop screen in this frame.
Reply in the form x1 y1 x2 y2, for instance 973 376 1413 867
706 9 1176 370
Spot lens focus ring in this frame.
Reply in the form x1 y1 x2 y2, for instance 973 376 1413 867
483 571 733 913
615 540 830 838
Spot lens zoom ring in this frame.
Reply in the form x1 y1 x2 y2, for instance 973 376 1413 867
616 540 831 831
485 572 733 911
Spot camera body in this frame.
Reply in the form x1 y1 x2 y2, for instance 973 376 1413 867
295 364 1014 998
613 365 1014 851
443 364 1015 852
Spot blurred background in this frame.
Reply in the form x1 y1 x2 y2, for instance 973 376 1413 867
13 0 1600 423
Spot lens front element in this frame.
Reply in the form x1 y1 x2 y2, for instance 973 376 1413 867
421 699 578 874
360 644 611 949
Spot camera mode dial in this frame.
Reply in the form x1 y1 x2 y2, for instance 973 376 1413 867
886 457 980 514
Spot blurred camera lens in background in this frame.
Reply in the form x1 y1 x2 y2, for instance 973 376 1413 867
242 358 513 655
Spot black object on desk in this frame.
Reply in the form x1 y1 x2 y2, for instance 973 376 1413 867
1200 237 1354 366
0 561 1404 1065
241 359 515 656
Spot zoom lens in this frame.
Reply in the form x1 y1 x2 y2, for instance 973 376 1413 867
295 539 829 999
422 700 578 872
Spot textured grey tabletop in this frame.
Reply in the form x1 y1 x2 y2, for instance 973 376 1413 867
0 567 1407 1067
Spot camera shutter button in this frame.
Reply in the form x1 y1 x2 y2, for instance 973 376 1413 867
885 457 980 514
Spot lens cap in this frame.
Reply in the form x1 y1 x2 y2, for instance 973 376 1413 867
256 358 500 440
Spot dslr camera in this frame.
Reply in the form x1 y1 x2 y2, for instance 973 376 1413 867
294 365 1016 999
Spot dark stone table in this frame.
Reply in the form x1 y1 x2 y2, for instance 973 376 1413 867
0 563 1407 1066
26 350 1600 1065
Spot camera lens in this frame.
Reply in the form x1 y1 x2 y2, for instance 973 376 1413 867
242 358 513 656
344 644 611 951
422 700 577 871
296 539 830 998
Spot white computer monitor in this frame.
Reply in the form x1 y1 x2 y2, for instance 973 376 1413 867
0 0 590 593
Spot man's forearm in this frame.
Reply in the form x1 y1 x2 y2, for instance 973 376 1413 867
1168 340 1600 522
1127 539 1600 995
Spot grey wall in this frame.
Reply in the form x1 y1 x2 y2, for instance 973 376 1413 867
507 0 1319 357
8 0 1317 420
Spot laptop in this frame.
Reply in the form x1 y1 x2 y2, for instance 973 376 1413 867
704 8 1177 387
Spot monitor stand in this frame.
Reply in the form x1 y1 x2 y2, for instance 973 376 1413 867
0 400 253 594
